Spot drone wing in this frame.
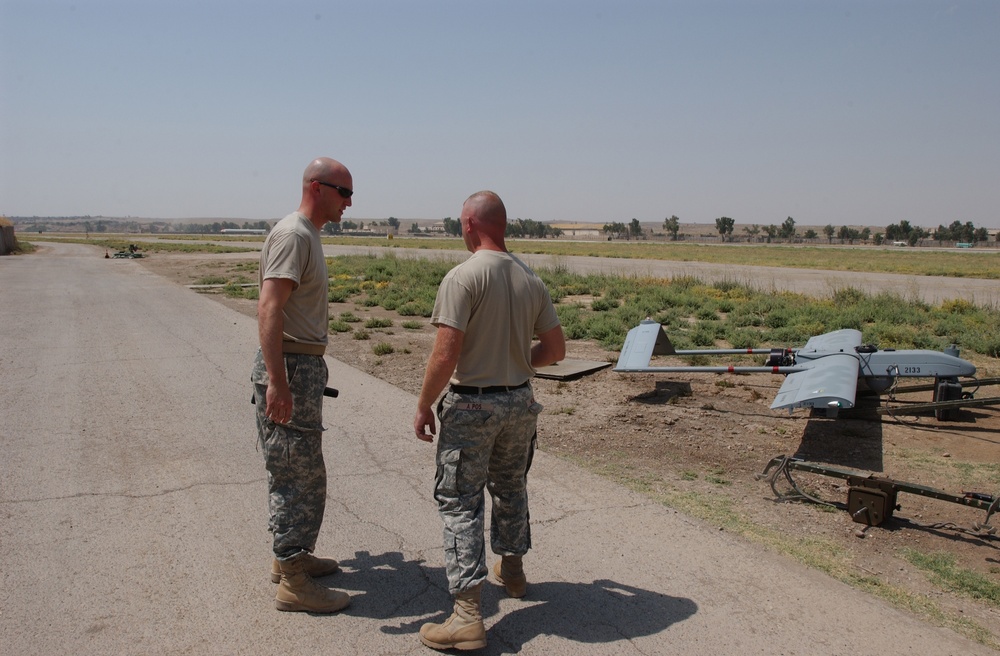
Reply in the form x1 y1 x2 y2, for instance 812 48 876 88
771 329 862 414
796 329 863 355
614 320 676 371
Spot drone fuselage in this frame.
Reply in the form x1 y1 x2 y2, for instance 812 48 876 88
846 349 977 380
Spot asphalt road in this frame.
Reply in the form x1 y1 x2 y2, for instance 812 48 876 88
1 241 992 655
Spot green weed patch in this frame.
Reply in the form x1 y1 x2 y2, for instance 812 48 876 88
902 549 1000 607
318 253 1000 359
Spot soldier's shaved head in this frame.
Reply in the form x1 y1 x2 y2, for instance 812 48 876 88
463 191 507 239
302 157 349 187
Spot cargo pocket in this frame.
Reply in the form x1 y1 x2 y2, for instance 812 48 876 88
434 447 462 503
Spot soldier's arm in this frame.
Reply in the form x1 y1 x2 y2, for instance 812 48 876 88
414 325 464 442
531 324 566 369
258 277 295 423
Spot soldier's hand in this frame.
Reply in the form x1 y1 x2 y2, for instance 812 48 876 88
414 407 436 442
266 382 293 425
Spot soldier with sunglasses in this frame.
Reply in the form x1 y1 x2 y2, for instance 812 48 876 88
251 157 353 613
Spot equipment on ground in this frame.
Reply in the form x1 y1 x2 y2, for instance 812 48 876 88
756 455 998 535
614 320 982 418
112 244 144 258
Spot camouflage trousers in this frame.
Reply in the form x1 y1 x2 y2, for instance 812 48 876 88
251 349 328 560
434 385 541 594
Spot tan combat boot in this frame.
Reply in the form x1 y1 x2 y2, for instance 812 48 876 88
274 554 350 613
491 555 526 598
418 584 487 651
270 553 339 583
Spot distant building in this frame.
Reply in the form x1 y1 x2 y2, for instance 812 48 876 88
550 223 602 238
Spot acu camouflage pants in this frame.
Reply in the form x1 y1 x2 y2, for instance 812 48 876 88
434 385 541 594
252 350 328 560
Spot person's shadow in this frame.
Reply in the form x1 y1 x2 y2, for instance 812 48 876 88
332 551 697 654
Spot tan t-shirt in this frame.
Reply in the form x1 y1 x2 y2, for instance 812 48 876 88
431 250 560 388
258 212 328 347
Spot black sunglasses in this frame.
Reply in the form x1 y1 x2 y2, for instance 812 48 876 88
313 180 353 198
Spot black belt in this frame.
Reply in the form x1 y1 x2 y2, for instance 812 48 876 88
450 381 530 395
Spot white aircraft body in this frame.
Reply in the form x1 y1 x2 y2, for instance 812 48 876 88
614 320 976 417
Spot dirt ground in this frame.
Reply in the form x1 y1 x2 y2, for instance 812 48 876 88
141 253 1000 645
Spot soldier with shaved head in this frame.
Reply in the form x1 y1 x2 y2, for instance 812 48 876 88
414 190 566 651
252 157 353 613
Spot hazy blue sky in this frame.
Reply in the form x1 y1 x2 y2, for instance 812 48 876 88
2 1 998 228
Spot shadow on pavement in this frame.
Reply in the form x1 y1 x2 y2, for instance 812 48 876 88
333 551 697 654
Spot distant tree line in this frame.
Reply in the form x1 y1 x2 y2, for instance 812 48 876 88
323 217 400 235
602 219 644 240
931 220 989 244
881 219 988 246
11 213 998 246
414 216 562 239
650 215 999 246
506 218 562 239
170 220 272 234
16 217 277 236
